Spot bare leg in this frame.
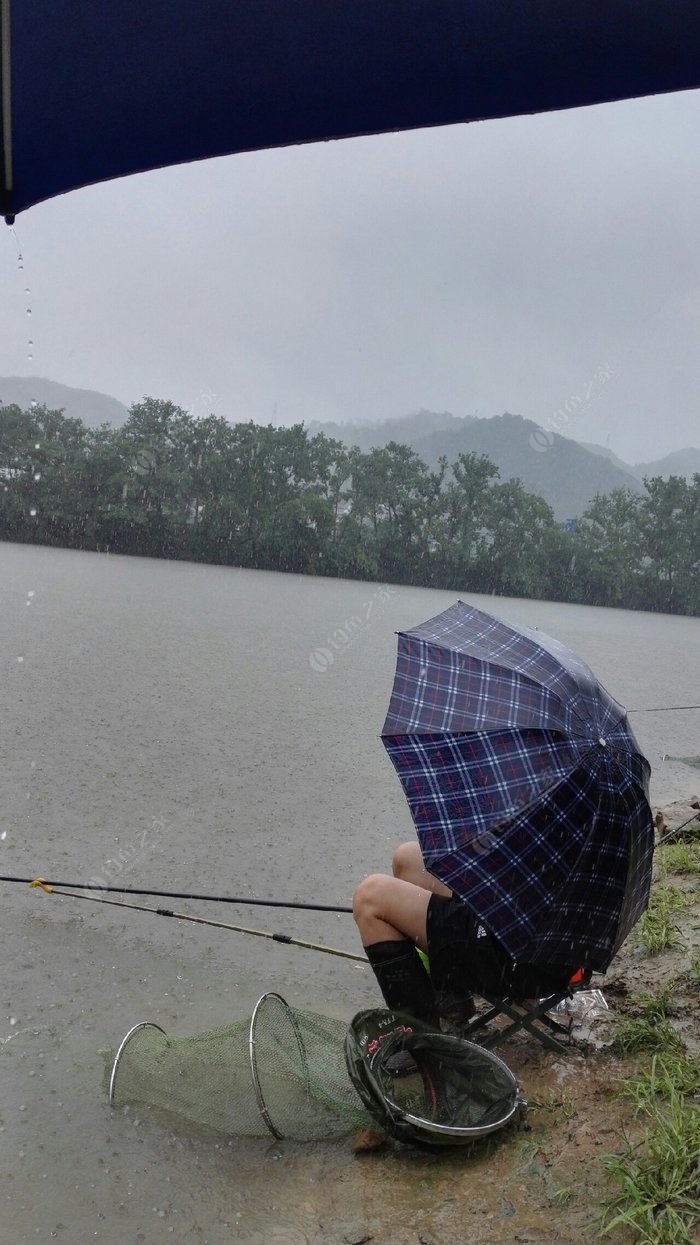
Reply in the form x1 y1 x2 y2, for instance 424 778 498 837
352 874 432 950
383 850 475 1024
392 841 452 897
352 873 437 1021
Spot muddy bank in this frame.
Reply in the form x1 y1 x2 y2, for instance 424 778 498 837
117 800 700 1243
260 795 700 1245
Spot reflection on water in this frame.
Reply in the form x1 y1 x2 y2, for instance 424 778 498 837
1 542 698 1242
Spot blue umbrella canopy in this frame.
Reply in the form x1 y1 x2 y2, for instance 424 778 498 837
3 1 700 221
381 601 654 972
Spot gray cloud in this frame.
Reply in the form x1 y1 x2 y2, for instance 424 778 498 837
3 87 699 463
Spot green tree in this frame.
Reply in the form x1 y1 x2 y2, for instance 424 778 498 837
431 452 499 589
0 404 37 537
573 488 645 607
483 479 557 597
637 475 700 614
3 397 698 619
343 442 432 582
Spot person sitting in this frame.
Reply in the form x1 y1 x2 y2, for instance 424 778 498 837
353 841 577 1026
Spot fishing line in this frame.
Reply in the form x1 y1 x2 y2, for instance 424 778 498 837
26 880 366 963
627 704 700 713
0 874 352 913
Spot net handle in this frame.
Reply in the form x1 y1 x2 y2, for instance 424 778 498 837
109 1021 167 1107
248 992 309 1140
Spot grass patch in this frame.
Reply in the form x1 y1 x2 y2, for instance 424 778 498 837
528 1091 577 1120
658 841 700 877
514 1137 541 1171
613 1016 684 1057
628 985 677 1021
601 1080 700 1244
619 1055 700 1107
548 1185 573 1206
636 886 689 954
601 865 700 1242
612 986 684 1056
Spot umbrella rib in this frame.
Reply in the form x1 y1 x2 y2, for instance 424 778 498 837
479 653 610 737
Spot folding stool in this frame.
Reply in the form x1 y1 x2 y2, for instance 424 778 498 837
460 967 592 1055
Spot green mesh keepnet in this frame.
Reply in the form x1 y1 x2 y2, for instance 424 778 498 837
108 993 372 1141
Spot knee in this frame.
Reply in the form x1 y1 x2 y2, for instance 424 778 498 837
352 873 390 924
392 841 420 881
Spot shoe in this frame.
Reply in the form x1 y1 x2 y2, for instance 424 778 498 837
435 990 476 1023
384 1049 419 1078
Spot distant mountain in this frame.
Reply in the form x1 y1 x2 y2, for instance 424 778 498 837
309 408 470 452
311 410 644 520
634 447 700 481
0 377 128 428
578 441 640 477
580 440 700 482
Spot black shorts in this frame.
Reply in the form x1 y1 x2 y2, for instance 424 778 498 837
426 894 575 998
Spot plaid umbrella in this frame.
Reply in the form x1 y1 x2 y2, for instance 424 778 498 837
381 601 654 972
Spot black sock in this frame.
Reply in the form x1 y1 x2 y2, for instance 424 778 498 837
364 939 438 1024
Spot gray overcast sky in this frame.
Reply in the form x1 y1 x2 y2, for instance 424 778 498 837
2 87 699 464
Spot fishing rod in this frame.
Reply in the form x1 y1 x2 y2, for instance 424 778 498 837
26 880 367 963
655 809 700 847
0 875 352 914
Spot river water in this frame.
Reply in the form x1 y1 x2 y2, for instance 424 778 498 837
1 542 698 1244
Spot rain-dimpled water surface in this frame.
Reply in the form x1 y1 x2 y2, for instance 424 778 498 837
1 542 698 1243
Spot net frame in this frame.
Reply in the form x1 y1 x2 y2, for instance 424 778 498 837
249 992 310 1139
376 1031 521 1141
108 1021 166 1107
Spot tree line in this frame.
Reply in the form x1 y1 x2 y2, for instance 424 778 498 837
1 397 698 615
